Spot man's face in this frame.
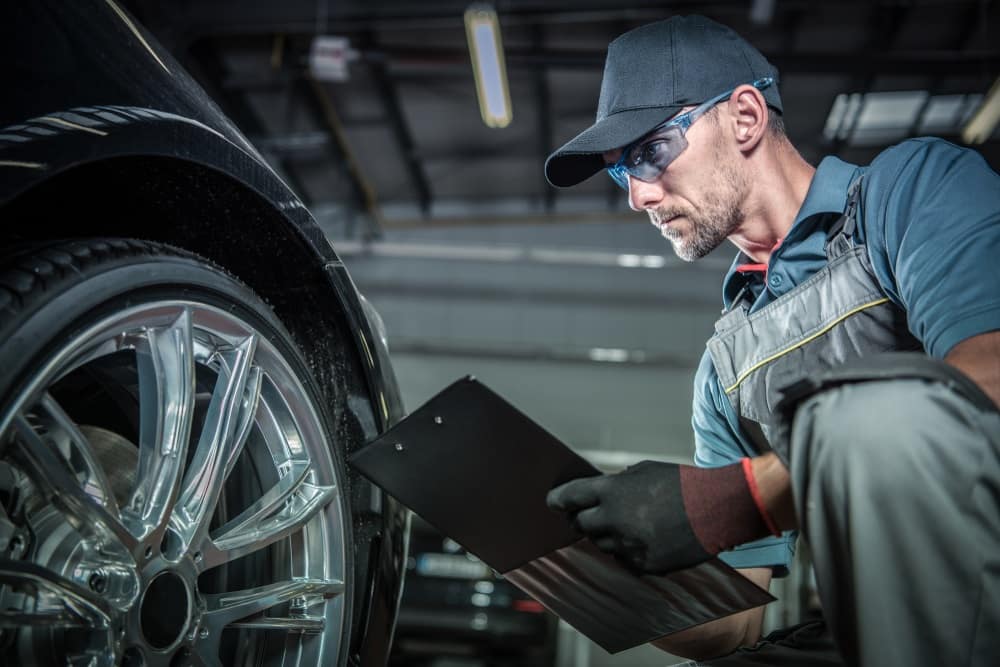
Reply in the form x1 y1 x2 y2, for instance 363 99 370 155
604 110 749 261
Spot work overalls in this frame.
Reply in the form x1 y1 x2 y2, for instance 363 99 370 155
700 178 1000 666
707 177 919 461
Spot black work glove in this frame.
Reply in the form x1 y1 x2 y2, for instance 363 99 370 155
546 459 775 574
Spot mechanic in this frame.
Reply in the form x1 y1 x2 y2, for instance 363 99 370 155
542 15 1000 667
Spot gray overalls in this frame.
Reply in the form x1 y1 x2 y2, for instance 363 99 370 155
707 178 919 460
694 178 1000 666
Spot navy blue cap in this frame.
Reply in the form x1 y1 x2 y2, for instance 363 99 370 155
545 15 782 188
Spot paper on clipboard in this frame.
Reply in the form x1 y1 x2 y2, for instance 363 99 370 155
348 376 774 653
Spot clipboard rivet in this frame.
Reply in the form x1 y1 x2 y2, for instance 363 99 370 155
394 443 405 452
433 416 444 425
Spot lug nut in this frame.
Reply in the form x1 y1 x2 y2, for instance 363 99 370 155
9 534 26 556
89 572 108 594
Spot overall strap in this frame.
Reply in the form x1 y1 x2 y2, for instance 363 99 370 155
825 176 864 258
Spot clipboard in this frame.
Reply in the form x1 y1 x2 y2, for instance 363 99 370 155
349 376 774 653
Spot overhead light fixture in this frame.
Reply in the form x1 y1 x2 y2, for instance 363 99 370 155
465 3 512 128
962 76 1000 145
749 0 776 25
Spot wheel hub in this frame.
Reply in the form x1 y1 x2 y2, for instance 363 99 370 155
140 571 191 650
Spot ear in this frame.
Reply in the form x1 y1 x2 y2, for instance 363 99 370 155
727 84 769 154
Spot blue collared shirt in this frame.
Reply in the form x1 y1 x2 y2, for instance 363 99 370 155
692 138 1000 572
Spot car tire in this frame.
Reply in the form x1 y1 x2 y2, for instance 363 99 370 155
0 238 356 666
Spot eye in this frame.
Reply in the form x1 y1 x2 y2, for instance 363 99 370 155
639 139 669 162
624 141 654 166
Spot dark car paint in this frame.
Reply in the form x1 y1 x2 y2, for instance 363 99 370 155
0 1 408 663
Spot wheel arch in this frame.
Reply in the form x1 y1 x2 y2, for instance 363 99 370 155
4 156 345 390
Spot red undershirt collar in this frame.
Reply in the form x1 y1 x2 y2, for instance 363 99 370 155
735 238 783 276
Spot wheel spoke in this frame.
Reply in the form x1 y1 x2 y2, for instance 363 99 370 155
199 462 336 570
201 578 344 632
11 416 137 553
228 616 325 634
172 335 260 553
66 653 115 667
0 559 112 630
127 309 196 543
36 393 119 517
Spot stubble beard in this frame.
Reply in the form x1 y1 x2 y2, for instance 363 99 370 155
650 149 749 262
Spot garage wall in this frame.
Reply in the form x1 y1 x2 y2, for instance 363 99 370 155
337 218 733 464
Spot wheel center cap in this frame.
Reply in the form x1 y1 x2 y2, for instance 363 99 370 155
140 571 190 650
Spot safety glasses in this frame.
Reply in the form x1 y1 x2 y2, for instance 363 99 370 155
606 77 774 190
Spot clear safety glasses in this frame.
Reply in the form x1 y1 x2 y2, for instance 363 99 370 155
606 77 774 190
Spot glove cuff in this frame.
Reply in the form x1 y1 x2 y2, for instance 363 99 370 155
678 460 776 556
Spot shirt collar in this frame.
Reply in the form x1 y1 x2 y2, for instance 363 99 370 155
721 155 863 307
791 155 862 224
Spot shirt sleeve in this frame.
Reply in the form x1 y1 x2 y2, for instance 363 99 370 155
691 351 797 575
861 138 1000 357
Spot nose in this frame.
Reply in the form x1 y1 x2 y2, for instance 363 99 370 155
627 175 665 212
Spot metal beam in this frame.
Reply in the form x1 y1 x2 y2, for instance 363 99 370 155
129 0 983 52
532 24 556 213
363 31 433 217
130 0 999 78
295 74 384 239
201 34 971 82
208 43 1000 80
380 46 1000 76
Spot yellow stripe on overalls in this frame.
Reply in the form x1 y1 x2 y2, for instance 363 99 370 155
724 297 891 395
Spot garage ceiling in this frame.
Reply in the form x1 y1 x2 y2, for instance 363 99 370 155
127 0 1000 238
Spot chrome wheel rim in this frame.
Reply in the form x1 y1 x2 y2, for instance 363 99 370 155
0 300 348 666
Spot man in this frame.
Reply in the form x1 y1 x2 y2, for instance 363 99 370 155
543 15 1000 667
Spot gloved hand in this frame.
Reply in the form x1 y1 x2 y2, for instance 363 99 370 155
546 459 777 574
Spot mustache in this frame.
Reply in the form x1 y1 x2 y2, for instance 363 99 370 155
648 207 687 224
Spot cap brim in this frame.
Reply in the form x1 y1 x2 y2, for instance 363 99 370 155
544 106 683 188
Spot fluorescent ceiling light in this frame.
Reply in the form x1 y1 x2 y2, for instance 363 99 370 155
588 348 630 363
824 89 992 146
962 77 1000 145
465 4 512 128
749 0 775 25
918 94 970 134
851 90 927 146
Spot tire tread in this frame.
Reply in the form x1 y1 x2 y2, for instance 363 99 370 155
0 238 231 330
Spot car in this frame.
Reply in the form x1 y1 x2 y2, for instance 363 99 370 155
0 2 409 666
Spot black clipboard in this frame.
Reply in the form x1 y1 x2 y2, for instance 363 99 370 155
349 376 774 653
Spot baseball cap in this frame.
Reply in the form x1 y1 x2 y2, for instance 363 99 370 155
544 15 782 188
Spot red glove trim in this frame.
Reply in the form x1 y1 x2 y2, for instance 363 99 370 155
742 457 781 537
